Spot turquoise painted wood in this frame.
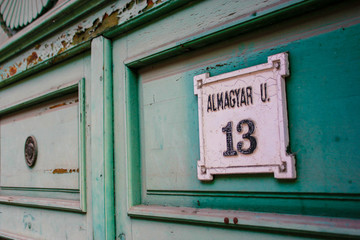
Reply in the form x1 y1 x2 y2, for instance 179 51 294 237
0 53 92 238
0 0 359 239
90 36 115 240
112 0 360 239
1 92 79 189
130 23 360 215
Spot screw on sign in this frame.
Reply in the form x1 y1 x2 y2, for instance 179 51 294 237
25 136 38 168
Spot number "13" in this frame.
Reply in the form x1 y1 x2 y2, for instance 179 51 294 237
222 119 257 156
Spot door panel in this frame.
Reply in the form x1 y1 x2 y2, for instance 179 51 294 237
121 22 360 216
0 53 91 239
113 1 360 239
1 93 79 189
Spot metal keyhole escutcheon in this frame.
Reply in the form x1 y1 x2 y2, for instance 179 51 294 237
25 136 38 167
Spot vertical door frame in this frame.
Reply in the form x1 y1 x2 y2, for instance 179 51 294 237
90 36 115 240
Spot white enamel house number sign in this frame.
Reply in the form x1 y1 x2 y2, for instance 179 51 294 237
194 52 296 181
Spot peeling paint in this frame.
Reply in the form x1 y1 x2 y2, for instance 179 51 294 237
26 52 38 66
52 168 68 174
52 168 79 174
72 10 120 45
125 0 135 11
9 65 17 76
49 102 67 109
72 0 158 45
205 62 230 71
0 0 163 82
145 0 154 10
48 98 77 109
61 40 67 48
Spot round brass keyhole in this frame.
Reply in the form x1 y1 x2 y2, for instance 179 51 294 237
25 136 38 167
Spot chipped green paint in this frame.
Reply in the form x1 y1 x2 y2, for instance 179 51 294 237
0 0 171 87
72 11 120 45
0 0 359 239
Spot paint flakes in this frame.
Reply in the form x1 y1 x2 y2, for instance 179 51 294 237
9 66 17 76
52 168 79 174
52 168 68 174
125 0 135 10
61 40 67 48
0 0 163 81
26 52 38 66
72 10 120 45
147 0 154 9
49 102 67 109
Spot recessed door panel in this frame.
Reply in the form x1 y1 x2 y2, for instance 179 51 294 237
1 93 79 189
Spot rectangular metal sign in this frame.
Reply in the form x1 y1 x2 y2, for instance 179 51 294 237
194 52 296 181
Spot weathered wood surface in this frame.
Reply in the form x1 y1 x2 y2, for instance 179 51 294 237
90 36 115 240
0 36 91 238
0 0 359 239
1 93 79 189
113 0 360 239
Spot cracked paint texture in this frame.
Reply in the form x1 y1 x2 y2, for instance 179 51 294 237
0 0 164 84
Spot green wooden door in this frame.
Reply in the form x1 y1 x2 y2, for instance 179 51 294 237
1 0 359 239
0 53 91 239
112 0 360 239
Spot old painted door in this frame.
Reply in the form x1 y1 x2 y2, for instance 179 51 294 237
111 0 360 239
0 53 93 239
